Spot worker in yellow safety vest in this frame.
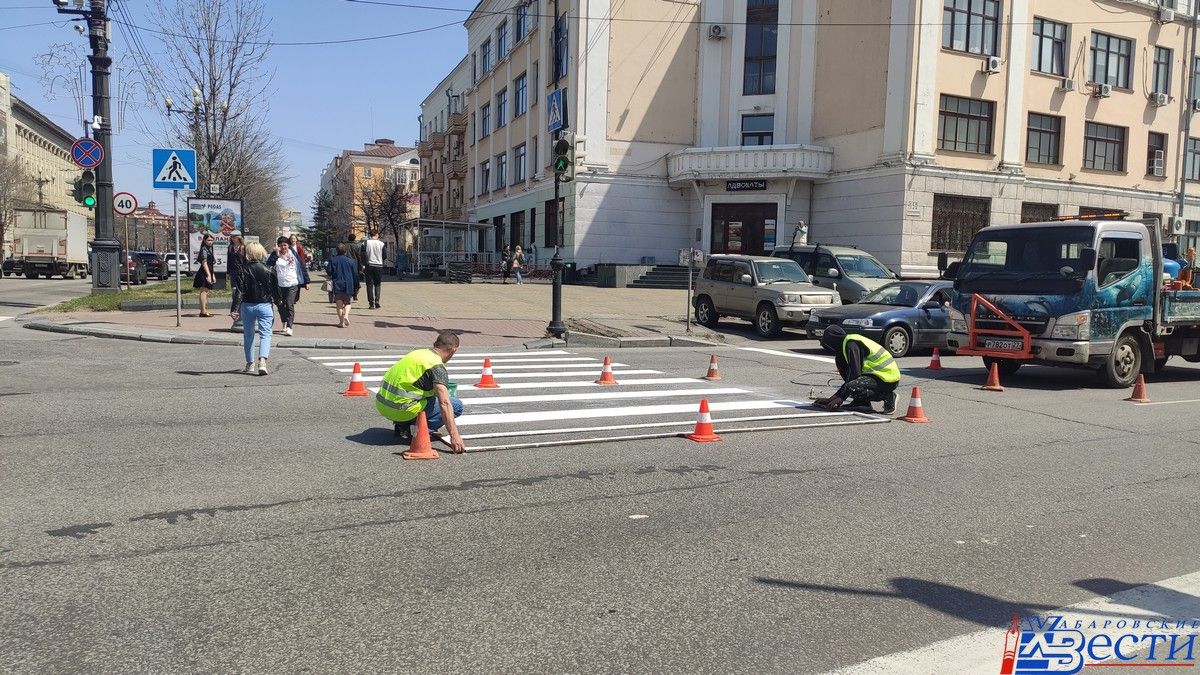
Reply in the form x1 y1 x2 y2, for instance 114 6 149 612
375 330 466 453
813 325 902 415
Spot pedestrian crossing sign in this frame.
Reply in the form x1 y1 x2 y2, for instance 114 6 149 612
547 89 564 133
152 148 197 189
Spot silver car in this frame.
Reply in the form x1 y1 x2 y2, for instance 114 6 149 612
693 255 841 337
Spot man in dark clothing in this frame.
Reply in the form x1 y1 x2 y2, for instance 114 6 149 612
814 325 901 414
346 233 365 301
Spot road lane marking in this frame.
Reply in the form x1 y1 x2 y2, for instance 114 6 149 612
308 350 571 360
318 356 596 368
453 387 749 405
339 362 630 373
458 377 702 391
737 346 835 363
450 399 808 426
1134 398 1200 406
356 369 663 382
458 411 855 439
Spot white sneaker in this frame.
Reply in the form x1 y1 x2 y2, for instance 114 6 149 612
257 358 269 376
242 362 255 374
283 327 293 336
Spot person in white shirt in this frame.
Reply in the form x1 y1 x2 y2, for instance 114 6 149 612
363 231 386 309
266 236 310 336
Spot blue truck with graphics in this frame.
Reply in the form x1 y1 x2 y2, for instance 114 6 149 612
941 215 1200 388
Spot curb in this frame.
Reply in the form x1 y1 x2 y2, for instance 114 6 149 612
565 331 722 349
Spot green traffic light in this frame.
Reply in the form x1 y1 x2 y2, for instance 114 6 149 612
554 158 568 172
83 195 96 207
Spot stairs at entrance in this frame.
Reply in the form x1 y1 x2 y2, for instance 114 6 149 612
628 265 693 290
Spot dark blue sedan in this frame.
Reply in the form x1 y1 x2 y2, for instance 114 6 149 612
805 280 953 357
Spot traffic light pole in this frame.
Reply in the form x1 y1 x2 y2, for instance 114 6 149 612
545 0 567 339
75 0 120 292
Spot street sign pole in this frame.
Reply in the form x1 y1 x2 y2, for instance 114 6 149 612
123 216 130 291
687 262 693 333
173 190 181 327
87 0 121 293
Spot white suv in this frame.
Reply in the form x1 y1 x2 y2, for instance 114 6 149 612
164 252 191 276
693 255 840 337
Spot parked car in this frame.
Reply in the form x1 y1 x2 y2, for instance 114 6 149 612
164 252 191 276
693 254 841 338
806 280 953 357
121 252 148 285
772 244 898 304
1 256 22 277
134 251 168 280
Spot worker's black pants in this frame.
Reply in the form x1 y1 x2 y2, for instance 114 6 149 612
834 375 897 406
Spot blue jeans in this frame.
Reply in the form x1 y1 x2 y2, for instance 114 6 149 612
241 301 274 363
424 396 464 431
513 268 523 284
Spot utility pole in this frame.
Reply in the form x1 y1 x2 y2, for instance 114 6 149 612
546 0 567 339
57 0 120 291
1180 10 1200 223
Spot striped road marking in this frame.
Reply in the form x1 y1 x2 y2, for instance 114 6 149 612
340 362 631 374
307 350 572 361
318 356 596 368
452 386 748 405
356 369 663 382
737 346 835 363
451 399 809 427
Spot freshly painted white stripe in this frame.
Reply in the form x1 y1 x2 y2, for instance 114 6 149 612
317 356 596 368
308 350 571 360
456 387 749 406
458 411 852 440
737 346 835 363
341 363 630 374
453 399 807 427
0 317 13 322
456 377 701 391
825 570 1200 674
358 369 663 382
1135 398 1200 406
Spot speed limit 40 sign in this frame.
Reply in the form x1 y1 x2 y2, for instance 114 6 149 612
112 192 138 216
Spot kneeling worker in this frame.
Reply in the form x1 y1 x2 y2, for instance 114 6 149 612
375 331 467 453
812 325 901 415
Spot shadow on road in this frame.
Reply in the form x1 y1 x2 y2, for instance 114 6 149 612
346 427 402 447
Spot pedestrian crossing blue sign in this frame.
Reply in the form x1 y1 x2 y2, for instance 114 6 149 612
547 89 564 133
152 148 197 189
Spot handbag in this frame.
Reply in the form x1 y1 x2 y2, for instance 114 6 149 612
321 280 332 293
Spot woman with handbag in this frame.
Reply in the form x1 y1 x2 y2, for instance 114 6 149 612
231 242 277 375
328 243 360 328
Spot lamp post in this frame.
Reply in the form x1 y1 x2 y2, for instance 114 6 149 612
547 247 566 338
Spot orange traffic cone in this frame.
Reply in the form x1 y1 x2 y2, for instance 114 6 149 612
927 347 944 371
981 363 1004 392
475 357 500 388
900 387 930 423
1126 374 1151 403
703 354 722 381
595 355 618 385
343 362 370 397
401 411 439 460
686 399 723 442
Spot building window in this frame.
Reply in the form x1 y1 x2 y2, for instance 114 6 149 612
495 152 507 189
1090 32 1132 89
942 0 1000 56
480 160 490 194
932 194 990 252
1021 202 1059 223
552 13 568 82
1153 47 1172 95
741 114 774 146
1184 220 1200 255
1191 57 1200 100
514 143 527 182
1083 122 1127 172
496 89 508 128
1147 132 1168 177
516 3 531 40
481 38 492 73
1026 113 1062 165
362 167 373 178
1187 138 1200 181
1032 18 1066 76
497 20 509 59
480 103 491 137
937 95 994 154
744 0 778 95
514 73 528 117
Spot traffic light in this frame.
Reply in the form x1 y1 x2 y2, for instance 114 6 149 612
78 169 97 208
69 176 81 203
553 136 574 183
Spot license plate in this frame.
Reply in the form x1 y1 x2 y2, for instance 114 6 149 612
983 338 1024 351
812 329 825 338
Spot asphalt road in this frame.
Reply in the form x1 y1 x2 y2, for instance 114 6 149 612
2 323 1200 673
0 276 95 316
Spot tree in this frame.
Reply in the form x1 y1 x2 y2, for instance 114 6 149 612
356 178 414 254
304 189 334 255
0 156 33 264
152 0 285 241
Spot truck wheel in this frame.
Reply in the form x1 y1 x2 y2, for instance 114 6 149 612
1100 332 1142 388
25 272 36 280
755 303 782 338
983 356 1022 377
695 296 719 328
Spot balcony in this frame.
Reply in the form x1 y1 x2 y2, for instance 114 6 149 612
417 140 433 158
428 131 446 150
447 206 464 221
448 111 467 135
667 144 834 186
420 174 445 193
448 157 467 179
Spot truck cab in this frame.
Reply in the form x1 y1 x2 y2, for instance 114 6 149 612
943 215 1200 387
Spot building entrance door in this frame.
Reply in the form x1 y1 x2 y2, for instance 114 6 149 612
711 203 778 255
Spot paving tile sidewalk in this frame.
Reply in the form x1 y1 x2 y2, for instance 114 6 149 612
26 279 727 348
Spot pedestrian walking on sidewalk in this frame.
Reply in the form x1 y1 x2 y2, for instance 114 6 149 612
364 230 385 309
227 235 246 329
812 325 901 414
231 242 277 375
346 233 366 301
329 243 360 327
289 234 308 268
511 245 526 284
193 233 216 317
501 244 512 284
267 236 310 337
375 331 467 453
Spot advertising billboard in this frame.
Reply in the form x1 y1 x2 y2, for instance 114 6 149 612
186 198 243 273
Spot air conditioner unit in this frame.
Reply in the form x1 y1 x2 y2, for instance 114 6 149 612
981 56 1002 74
1058 78 1076 91
1093 83 1113 98
1169 217 1186 235
1152 150 1166 177
707 24 727 40
1159 7 1176 23
1152 92 1170 107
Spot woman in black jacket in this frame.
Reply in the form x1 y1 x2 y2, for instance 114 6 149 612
231 242 277 375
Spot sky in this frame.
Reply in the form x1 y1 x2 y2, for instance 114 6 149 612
0 0 479 224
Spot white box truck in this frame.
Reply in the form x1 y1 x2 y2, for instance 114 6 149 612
13 209 90 279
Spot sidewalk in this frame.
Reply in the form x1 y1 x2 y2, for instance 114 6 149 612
25 278 725 349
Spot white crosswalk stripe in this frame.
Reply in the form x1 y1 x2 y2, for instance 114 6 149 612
308 350 887 451
0 317 13 323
